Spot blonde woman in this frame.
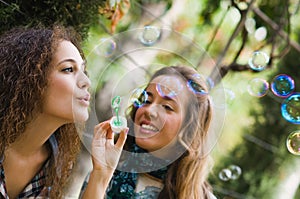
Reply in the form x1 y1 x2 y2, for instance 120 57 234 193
81 66 216 199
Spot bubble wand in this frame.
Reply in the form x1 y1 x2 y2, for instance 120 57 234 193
110 96 127 133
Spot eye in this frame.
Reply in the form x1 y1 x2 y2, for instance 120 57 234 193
163 104 174 111
62 67 74 73
145 99 152 104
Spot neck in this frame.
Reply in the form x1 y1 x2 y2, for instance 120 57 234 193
8 113 66 156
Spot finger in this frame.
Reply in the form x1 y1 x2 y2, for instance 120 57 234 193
106 130 114 145
115 127 128 149
93 121 107 136
94 121 110 140
106 123 114 140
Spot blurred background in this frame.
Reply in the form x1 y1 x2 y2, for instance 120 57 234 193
1 0 300 198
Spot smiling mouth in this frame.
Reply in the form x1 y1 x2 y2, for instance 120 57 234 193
140 123 159 133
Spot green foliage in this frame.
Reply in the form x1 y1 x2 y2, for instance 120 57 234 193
2 0 298 197
210 45 300 198
0 0 106 38
199 0 222 25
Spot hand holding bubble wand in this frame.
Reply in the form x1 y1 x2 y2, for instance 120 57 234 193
110 96 127 133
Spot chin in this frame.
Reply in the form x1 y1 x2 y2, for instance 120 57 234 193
73 112 89 122
135 138 157 152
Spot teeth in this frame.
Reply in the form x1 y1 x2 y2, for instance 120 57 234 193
141 124 159 132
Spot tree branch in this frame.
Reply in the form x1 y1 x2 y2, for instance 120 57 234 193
252 6 300 53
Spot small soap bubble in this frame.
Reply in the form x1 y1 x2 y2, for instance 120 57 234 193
247 78 269 97
228 165 242 180
248 51 269 71
271 74 295 98
139 26 161 46
281 93 300 124
187 73 208 95
129 88 148 108
156 76 183 98
95 38 117 57
187 80 208 95
286 130 300 155
218 168 232 181
206 77 215 90
224 88 235 105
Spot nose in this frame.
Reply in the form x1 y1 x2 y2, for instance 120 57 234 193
78 72 91 89
145 104 159 119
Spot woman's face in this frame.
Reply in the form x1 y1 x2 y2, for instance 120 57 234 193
134 75 190 152
43 40 91 123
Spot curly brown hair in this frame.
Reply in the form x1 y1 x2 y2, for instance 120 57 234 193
0 25 83 198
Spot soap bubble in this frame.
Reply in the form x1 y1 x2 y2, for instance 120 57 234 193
95 38 117 57
139 26 161 46
248 51 269 71
247 78 269 97
218 168 232 181
228 165 242 180
286 130 300 155
81 27 226 173
129 88 148 108
187 73 208 95
187 80 208 95
271 74 295 98
224 88 236 105
156 76 184 98
206 77 215 90
281 93 300 124
219 165 242 182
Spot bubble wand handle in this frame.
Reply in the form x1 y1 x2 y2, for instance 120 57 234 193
112 96 121 126
110 96 127 133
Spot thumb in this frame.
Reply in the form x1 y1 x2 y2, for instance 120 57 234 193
115 127 128 149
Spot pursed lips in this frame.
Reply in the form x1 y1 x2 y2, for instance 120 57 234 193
77 93 90 106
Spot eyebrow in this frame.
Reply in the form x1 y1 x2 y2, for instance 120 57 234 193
56 59 86 70
146 91 178 104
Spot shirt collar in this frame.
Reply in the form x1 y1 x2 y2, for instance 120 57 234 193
48 134 59 165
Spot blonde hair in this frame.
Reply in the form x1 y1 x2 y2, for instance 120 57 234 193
128 66 214 198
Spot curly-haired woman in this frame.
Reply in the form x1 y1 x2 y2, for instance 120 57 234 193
0 26 127 199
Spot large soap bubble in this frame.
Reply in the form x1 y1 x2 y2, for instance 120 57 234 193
247 78 269 97
248 51 269 71
139 26 161 46
286 130 300 155
271 74 295 98
281 93 300 124
76 27 226 173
